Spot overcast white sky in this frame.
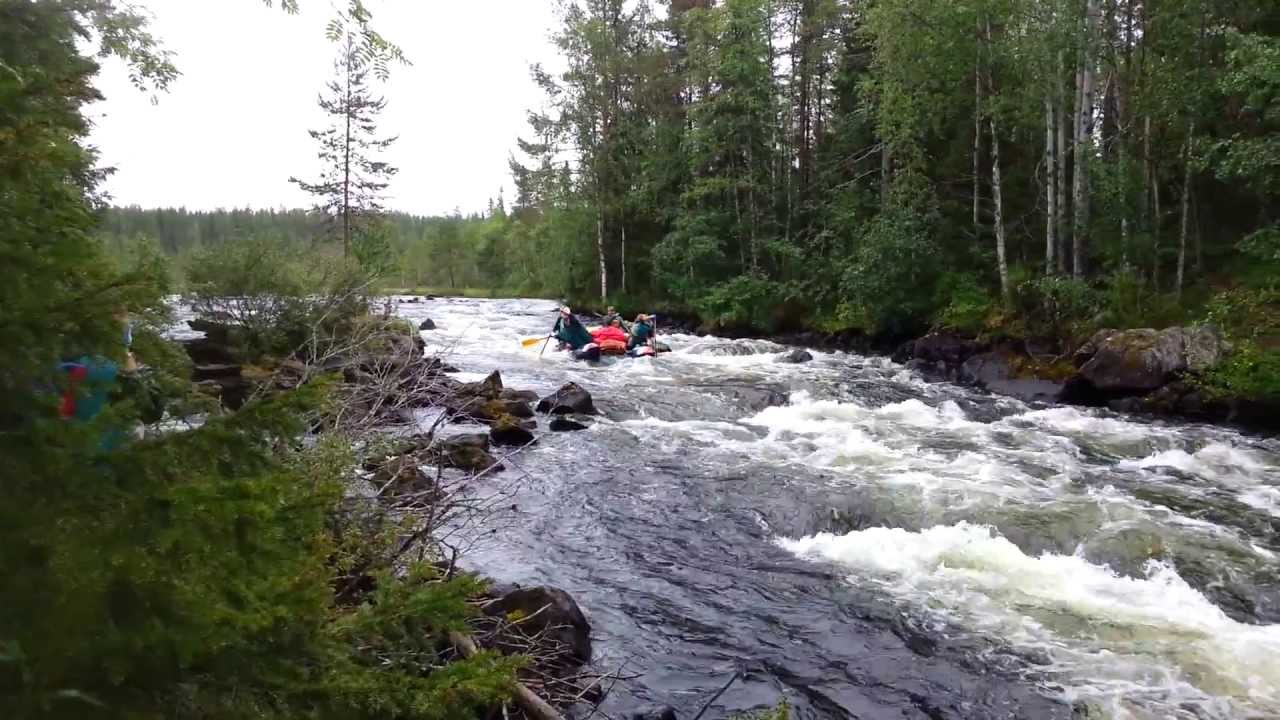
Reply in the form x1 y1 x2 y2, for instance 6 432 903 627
87 0 560 216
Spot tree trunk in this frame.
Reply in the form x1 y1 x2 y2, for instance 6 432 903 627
984 19 1010 304
596 201 607 301
342 37 353 258
620 222 627 294
1056 51 1069 274
1045 95 1057 274
880 144 891 204
1152 161 1162 290
1072 0 1100 279
991 115 1010 305
974 38 983 235
1176 125 1192 299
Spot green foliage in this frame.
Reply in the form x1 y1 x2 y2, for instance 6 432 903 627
2 5 517 718
1202 343 1280 402
696 275 785 331
1096 268 1187 330
184 236 371 361
838 206 941 336
1009 272 1100 343
935 273 996 334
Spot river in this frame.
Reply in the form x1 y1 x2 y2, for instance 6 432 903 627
395 296 1280 720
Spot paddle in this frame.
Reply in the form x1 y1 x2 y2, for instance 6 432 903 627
521 336 547 347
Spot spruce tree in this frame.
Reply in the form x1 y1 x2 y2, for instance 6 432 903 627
290 33 398 257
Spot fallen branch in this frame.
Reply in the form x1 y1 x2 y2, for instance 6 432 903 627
691 672 740 720
449 631 566 720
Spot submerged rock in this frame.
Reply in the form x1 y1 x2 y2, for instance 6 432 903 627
776 348 814 364
536 382 597 415
629 706 678 720
548 416 589 432
418 318 436 330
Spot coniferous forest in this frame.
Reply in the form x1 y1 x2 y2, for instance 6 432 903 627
111 1 1277 354
3 0 1279 718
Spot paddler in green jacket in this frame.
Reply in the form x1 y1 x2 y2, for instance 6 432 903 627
628 313 657 351
553 306 593 350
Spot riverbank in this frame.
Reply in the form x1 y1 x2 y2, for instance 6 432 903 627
545 295 1278 434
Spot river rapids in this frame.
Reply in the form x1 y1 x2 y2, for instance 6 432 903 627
394 297 1280 720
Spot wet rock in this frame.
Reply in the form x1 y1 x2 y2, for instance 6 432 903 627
775 348 814 364
549 417 589 432
457 370 504 401
490 416 536 446
490 398 534 418
913 331 982 366
629 706 678 720
427 434 503 473
986 378 1063 404
418 318 436 331
181 336 238 365
1076 328 1187 392
905 358 948 379
891 339 916 364
484 586 591 665
536 382 597 415
692 383 789 413
958 352 1013 386
500 388 540 403
368 455 439 500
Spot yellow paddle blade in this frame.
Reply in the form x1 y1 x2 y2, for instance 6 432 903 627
521 336 547 347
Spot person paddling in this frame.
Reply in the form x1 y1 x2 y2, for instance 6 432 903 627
628 313 657 351
552 306 593 351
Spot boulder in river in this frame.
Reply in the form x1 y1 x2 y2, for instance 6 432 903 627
912 331 983 366
536 382 597 415
548 416 589 432
490 416 536 446
418 318 436 331
500 388 539 403
958 352 1013 386
426 434 503 473
457 370 504 401
776 348 814 364
484 586 591 666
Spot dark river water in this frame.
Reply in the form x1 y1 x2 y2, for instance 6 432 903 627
394 297 1280 720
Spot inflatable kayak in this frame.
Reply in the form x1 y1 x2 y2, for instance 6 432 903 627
571 341 671 362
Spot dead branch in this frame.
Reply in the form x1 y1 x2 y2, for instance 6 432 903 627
450 631 565 720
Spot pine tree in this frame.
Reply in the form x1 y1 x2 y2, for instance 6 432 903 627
290 33 398 257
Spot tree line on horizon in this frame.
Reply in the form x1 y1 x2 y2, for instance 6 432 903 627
112 0 1277 347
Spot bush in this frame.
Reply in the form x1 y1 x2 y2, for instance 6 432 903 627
696 274 786 331
184 236 372 361
838 207 941 336
1096 268 1186 330
1010 273 1100 344
934 272 995 334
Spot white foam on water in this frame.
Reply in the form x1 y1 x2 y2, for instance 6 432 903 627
1015 406 1157 440
778 522 1280 717
1122 442 1280 518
